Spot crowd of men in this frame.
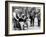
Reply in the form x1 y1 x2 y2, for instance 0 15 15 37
12 7 40 30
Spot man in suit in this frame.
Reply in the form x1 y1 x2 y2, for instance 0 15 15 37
13 9 22 30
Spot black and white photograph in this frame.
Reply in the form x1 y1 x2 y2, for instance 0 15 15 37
5 1 45 36
12 7 40 30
